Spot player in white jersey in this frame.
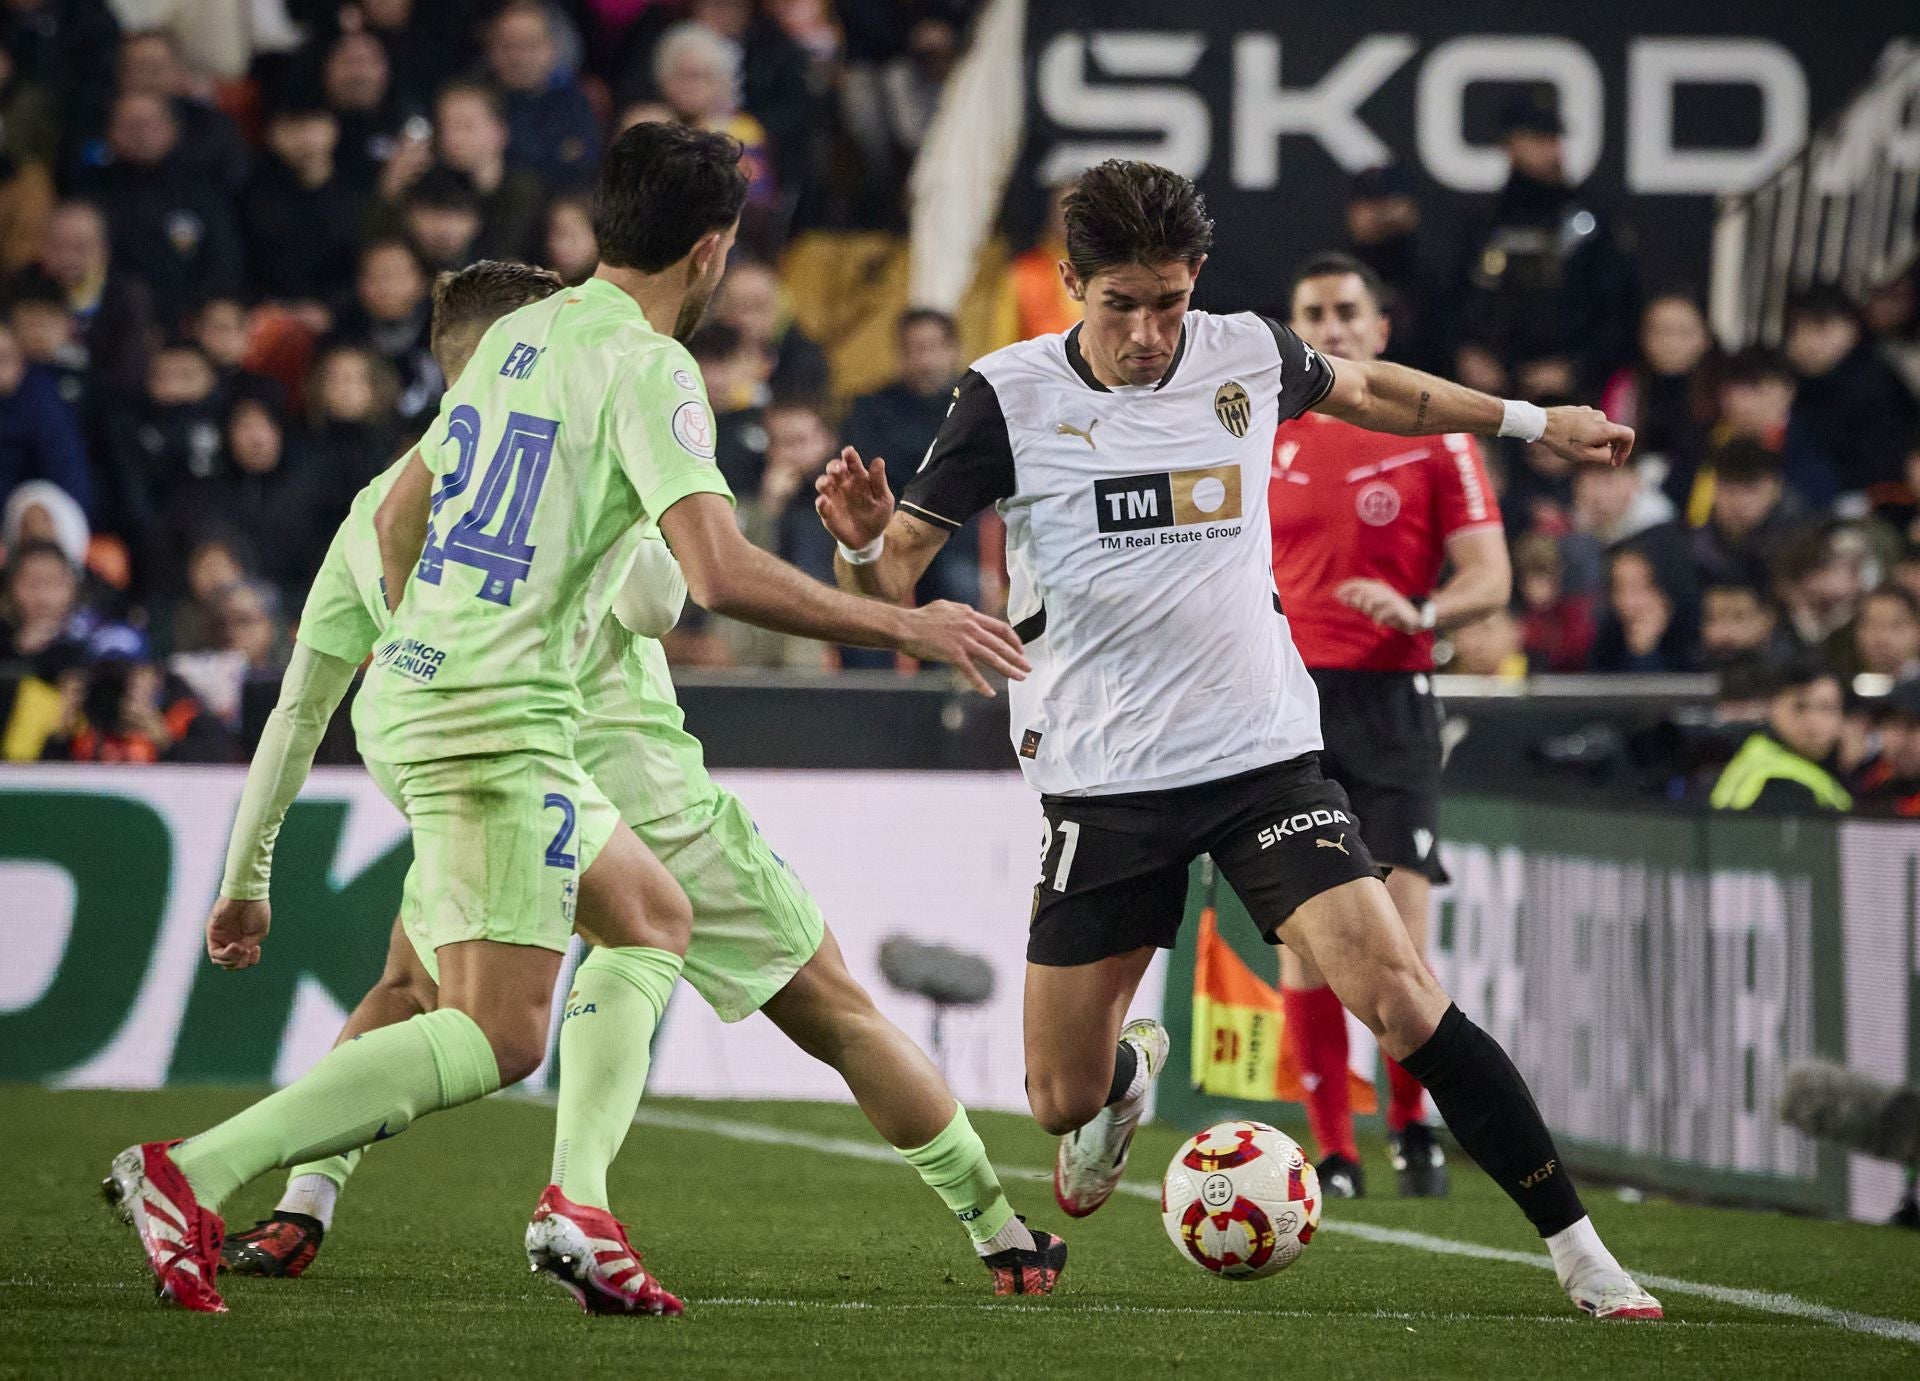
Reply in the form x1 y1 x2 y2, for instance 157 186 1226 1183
818 160 1662 1320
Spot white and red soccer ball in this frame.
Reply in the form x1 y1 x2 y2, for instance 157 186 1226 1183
1161 1121 1320 1279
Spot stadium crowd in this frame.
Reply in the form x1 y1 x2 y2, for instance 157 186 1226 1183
0 2 1917 808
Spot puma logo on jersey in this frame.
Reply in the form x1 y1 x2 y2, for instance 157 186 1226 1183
1317 834 1349 855
1056 419 1098 448
1256 808 1352 849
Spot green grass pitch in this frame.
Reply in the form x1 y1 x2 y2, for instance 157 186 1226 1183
3 1086 1916 1380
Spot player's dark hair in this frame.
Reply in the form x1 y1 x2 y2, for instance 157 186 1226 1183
899 307 956 340
1287 251 1387 312
1063 160 1213 282
592 121 748 275
429 260 564 359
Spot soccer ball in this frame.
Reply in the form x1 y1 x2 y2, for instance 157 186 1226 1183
1161 1120 1320 1279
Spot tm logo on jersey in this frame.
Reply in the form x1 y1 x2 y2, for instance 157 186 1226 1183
1094 464 1243 549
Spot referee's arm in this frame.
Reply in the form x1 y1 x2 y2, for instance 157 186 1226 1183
1311 355 1635 466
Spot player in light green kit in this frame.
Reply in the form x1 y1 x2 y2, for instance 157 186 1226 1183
211 259 1066 1302
105 124 1041 1317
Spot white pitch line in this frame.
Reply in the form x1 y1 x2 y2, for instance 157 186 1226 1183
631 1107 1920 1347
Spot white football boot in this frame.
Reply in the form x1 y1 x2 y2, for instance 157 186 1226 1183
1053 1018 1169 1218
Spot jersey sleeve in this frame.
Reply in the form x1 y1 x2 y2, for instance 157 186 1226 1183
897 369 1015 530
295 525 380 664
1433 434 1503 538
610 343 737 520
1258 316 1338 421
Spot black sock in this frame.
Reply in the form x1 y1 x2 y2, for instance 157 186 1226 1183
1400 1004 1585 1237
1105 1039 1139 1106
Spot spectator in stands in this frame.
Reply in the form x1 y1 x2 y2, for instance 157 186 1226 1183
838 5 959 210
654 23 777 214
1771 526 1862 660
0 34 55 269
1342 163 1449 376
1867 433 1920 549
111 29 249 192
333 238 440 428
187 296 279 409
1784 288 1920 493
1448 608 1527 680
0 533 142 671
1009 181 1077 340
688 320 767 497
1865 267 1920 398
486 1 602 190
81 91 244 328
1561 459 1692 623
0 31 62 172
240 96 366 311
1894 541 1920 609
429 81 548 262
1456 88 1638 397
4 268 89 419
681 0 818 185
543 194 597 284
400 168 484 274
0 0 120 153
1854 680 1920 815
842 308 981 606
1495 428 1577 539
1850 584 1920 683
1700 582 1791 671
41 655 232 763
1708 657 1851 812
299 340 400 503
215 576 290 674
1511 531 1593 672
1690 441 1805 592
164 531 245 652
1590 545 1693 673
724 397 840 670
1709 346 1835 506
319 27 426 194
1601 291 1718 509
349 0 477 105
161 395 321 602
0 317 90 516
715 256 828 402
99 338 224 578
37 199 154 395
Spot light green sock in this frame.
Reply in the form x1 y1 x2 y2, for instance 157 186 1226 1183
173 1009 500 1210
898 1105 1030 1255
550 946 684 1211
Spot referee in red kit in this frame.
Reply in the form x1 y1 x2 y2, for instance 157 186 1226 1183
1269 252 1511 1200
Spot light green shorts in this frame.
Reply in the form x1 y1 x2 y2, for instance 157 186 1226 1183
367 750 620 973
638 789 825 1022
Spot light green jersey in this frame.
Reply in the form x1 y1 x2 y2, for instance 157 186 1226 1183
351 277 731 764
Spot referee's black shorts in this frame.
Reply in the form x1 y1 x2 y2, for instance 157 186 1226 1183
1308 668 1448 884
1028 755 1383 967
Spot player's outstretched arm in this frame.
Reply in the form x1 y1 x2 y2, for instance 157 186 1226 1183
208 642 362 970
659 491 1029 696
814 447 950 605
1312 356 1635 467
372 451 432 613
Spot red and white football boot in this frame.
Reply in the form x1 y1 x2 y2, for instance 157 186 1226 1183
525 1185 683 1317
102 1142 228 1313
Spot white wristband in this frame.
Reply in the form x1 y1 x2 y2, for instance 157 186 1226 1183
1498 399 1548 442
837 534 886 565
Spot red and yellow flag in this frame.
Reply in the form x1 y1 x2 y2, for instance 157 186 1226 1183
1190 904 1377 1111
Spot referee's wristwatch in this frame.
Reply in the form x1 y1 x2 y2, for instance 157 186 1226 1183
1415 598 1438 631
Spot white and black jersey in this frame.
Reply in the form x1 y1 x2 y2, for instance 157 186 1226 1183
901 311 1336 797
